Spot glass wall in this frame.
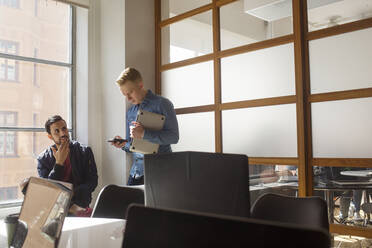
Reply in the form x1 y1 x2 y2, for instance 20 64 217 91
159 0 372 236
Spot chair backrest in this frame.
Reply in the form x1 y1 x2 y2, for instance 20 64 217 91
122 204 331 248
91 184 144 219
144 151 250 218
251 193 329 231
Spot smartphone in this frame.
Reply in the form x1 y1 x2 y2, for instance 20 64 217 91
107 138 128 144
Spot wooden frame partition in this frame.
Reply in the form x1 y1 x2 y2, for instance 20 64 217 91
155 0 372 238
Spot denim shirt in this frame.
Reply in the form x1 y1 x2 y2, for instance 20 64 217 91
122 90 179 177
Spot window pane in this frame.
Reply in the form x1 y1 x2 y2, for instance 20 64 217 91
221 43 295 103
0 59 71 128
173 112 215 153
0 0 71 62
250 164 298 206
7 60 16 81
312 98 372 158
0 131 52 204
220 0 293 51
161 0 211 20
0 59 6 80
222 104 298 157
162 11 213 64
5 131 15 155
161 61 214 108
0 132 3 153
309 27 372 94
308 0 372 32
313 166 372 228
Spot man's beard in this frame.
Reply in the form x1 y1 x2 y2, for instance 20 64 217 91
54 136 69 145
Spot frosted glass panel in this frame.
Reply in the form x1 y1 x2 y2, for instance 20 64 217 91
308 0 372 32
309 28 372 94
220 0 293 50
221 43 295 103
222 104 297 157
312 98 372 158
161 0 211 20
162 61 214 108
172 112 215 153
161 11 213 64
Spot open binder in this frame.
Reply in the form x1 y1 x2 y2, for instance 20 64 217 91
130 109 165 154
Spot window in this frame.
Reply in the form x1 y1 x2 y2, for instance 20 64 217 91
0 0 20 9
0 112 17 157
33 48 39 87
0 0 73 206
0 40 19 82
32 113 39 156
0 187 18 201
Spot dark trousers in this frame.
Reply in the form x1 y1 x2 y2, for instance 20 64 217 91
127 175 144 186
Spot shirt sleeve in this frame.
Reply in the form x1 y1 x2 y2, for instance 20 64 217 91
143 99 179 145
121 109 132 153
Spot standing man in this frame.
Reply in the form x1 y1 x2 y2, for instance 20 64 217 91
37 115 98 216
110 67 179 185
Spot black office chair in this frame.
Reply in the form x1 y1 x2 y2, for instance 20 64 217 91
91 184 144 219
122 204 331 248
251 193 329 231
144 151 250 218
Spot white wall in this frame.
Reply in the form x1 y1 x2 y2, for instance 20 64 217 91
77 0 154 204
124 0 155 177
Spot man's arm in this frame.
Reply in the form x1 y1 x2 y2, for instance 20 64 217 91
37 152 64 180
143 99 179 145
73 147 98 208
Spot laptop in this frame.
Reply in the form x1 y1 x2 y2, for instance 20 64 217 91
130 110 165 154
13 177 72 248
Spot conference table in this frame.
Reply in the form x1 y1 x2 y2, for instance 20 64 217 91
0 217 126 248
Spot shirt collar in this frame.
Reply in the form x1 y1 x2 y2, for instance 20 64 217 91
139 90 154 108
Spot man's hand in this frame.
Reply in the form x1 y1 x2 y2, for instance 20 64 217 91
51 138 69 165
130 121 144 139
110 135 127 148
19 177 30 191
69 204 85 215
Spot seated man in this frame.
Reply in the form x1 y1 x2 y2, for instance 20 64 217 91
36 115 98 216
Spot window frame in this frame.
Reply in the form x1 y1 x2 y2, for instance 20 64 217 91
0 111 18 157
0 40 20 82
0 1 75 208
0 0 20 9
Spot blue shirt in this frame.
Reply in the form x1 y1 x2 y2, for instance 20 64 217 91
122 90 179 177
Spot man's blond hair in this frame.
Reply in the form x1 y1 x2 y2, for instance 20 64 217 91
116 67 143 86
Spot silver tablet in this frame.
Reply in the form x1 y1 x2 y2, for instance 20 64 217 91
130 110 165 154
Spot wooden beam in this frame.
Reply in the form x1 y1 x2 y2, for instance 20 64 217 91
217 35 294 59
293 0 313 197
330 224 372 239
155 0 161 94
249 157 299 166
313 158 372 168
307 17 372 41
213 0 222 153
160 36 293 72
160 54 214 72
215 0 238 7
220 95 296 111
160 3 213 28
175 105 215 115
309 88 372 103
